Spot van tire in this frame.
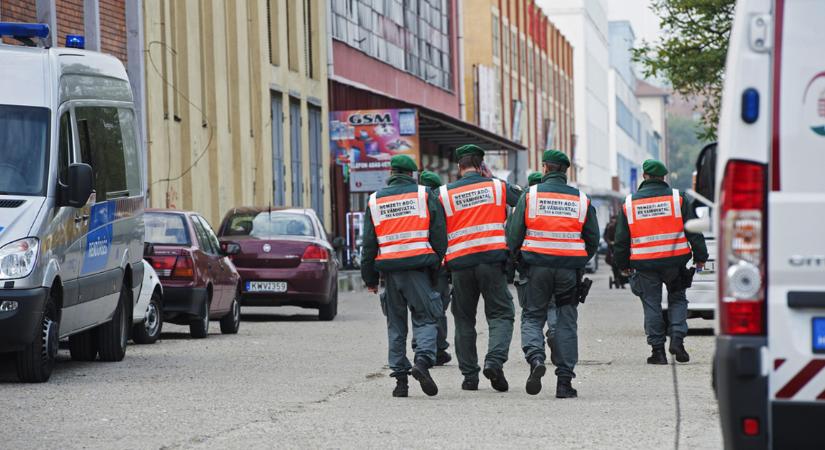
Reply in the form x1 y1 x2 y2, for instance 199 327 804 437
98 284 130 362
132 290 163 345
190 293 210 339
318 287 338 321
69 329 98 361
219 293 240 335
15 291 59 383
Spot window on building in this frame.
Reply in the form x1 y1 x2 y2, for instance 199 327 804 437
527 44 534 83
511 29 517 72
286 0 299 72
616 98 636 139
303 0 319 79
492 14 500 59
502 21 509 67
267 0 280 65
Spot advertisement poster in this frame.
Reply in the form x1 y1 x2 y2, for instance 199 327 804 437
330 108 419 193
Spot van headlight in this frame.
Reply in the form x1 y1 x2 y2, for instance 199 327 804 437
0 238 39 280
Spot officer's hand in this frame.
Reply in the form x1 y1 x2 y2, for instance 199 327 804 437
695 261 706 271
621 269 633 277
367 285 379 294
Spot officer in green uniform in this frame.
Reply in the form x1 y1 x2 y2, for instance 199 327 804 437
614 160 708 364
411 170 452 365
445 144 518 392
507 150 600 398
361 156 448 397
527 171 543 187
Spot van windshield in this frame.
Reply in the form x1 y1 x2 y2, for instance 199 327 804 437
0 105 50 196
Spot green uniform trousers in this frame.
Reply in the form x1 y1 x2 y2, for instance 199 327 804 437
629 267 688 347
380 270 442 377
521 266 579 379
451 262 515 380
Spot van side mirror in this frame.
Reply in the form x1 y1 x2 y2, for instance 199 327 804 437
693 143 717 204
62 163 93 208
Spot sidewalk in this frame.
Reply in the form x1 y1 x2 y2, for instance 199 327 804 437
337 270 365 293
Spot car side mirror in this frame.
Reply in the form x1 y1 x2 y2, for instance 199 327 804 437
143 242 154 257
221 242 241 256
61 163 94 208
693 142 717 205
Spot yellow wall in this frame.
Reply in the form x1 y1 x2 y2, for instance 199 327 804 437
143 0 331 228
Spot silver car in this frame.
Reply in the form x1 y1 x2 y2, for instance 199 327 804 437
0 34 145 382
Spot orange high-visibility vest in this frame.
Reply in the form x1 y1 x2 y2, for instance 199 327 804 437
522 186 589 257
368 186 435 261
438 178 507 262
624 189 691 261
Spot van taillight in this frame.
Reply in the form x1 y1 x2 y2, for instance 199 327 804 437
302 245 329 263
719 160 767 335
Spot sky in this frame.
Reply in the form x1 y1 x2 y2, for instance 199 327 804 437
606 0 664 46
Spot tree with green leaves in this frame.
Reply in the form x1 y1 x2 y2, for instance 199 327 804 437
633 0 735 141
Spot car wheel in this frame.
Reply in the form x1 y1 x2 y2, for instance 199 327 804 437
132 290 163 345
220 293 241 334
318 286 338 321
15 290 59 383
189 292 210 339
98 283 131 362
69 328 98 361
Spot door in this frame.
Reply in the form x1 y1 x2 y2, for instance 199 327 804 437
199 215 236 309
271 92 286 206
289 98 303 207
190 215 226 311
308 105 324 225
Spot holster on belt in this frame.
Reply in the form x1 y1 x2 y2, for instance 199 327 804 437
665 266 696 292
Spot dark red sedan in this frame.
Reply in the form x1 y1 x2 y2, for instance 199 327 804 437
143 210 242 338
217 208 339 320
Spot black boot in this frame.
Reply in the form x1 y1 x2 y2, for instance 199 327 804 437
435 350 452 366
482 366 509 392
392 375 409 398
461 377 479 391
647 346 668 365
556 377 578 398
525 358 547 395
669 337 690 363
411 360 438 396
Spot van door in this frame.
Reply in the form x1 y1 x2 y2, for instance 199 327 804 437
768 0 825 435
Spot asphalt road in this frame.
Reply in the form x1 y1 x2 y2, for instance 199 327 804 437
0 265 722 449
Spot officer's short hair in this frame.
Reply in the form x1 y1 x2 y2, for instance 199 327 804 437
543 162 568 173
458 155 483 170
391 169 413 176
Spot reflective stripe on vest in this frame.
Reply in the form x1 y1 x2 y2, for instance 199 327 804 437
522 185 589 257
368 186 435 261
440 179 507 261
624 189 691 261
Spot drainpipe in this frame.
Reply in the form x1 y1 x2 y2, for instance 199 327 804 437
326 0 334 80
457 0 466 121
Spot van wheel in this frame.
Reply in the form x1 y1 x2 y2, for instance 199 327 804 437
15 291 59 383
132 291 163 345
190 293 210 339
69 329 98 361
98 284 130 362
318 287 338 321
220 293 241 334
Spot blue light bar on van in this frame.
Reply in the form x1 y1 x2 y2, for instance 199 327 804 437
66 35 85 49
0 22 50 39
741 88 760 124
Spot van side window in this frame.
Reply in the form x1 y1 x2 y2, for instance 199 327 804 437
75 106 129 201
117 109 142 196
57 112 72 184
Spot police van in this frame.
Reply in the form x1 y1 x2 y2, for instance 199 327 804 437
689 0 825 447
0 24 145 382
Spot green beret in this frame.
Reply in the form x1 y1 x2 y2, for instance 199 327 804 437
454 144 485 161
390 154 418 172
528 172 543 186
642 159 668 177
542 149 570 167
419 170 442 189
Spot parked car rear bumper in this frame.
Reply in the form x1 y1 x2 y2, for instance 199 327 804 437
0 287 48 352
162 286 208 321
236 264 334 308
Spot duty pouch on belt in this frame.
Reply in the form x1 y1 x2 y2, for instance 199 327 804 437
575 269 592 304
379 291 388 317
665 266 695 293
629 272 643 297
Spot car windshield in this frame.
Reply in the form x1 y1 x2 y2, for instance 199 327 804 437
223 212 315 238
145 213 191 245
0 105 50 196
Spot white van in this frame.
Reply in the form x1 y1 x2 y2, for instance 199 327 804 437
692 0 825 447
0 24 145 382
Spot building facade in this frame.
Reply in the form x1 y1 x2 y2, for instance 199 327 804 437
142 0 331 228
540 0 612 191
462 0 576 183
607 21 662 194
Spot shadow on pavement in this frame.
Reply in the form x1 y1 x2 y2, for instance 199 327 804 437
240 313 319 322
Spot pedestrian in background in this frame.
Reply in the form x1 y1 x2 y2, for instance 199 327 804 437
361 155 448 397
411 170 452 366
613 160 708 364
439 144 515 392
507 150 600 398
603 214 626 289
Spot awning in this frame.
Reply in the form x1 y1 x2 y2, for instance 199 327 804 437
418 109 526 152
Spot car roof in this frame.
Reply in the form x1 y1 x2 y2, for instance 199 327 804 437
223 207 316 217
